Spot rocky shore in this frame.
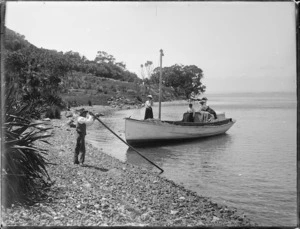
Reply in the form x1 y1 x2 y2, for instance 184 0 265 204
2 106 257 226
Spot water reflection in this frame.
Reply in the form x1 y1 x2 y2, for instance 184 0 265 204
126 146 173 171
126 134 233 172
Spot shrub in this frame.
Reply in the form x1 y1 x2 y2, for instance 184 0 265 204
136 95 142 102
110 85 117 93
54 106 61 118
45 105 61 119
3 87 53 206
127 89 136 95
97 86 103 93
120 85 127 92
71 100 78 107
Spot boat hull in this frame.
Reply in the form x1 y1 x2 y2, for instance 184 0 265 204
125 118 236 145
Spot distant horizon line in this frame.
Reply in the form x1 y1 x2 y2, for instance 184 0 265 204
202 91 296 95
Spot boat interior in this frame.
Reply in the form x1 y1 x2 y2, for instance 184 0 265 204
164 112 232 126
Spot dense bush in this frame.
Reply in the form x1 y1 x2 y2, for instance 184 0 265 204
97 87 103 93
3 87 53 207
127 89 136 95
45 106 61 119
136 95 143 102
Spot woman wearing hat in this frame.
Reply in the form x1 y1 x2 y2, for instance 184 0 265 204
74 109 95 166
144 95 154 120
199 100 218 120
199 97 208 111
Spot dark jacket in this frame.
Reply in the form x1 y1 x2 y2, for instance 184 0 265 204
76 122 86 135
204 106 217 119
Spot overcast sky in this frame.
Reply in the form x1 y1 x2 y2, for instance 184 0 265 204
5 2 296 93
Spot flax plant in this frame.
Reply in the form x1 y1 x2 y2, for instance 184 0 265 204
2 87 53 206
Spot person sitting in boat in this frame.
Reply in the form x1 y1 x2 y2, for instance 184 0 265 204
187 103 195 122
144 95 154 120
199 100 218 120
202 97 208 103
199 97 208 111
196 100 211 122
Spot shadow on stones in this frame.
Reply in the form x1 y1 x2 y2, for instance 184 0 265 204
83 164 109 172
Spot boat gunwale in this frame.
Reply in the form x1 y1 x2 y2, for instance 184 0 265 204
125 117 235 127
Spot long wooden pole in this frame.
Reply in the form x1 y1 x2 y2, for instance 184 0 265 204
90 113 164 174
158 49 164 120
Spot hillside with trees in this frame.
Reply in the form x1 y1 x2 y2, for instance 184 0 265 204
4 27 206 109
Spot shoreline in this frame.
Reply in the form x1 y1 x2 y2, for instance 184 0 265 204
2 106 257 226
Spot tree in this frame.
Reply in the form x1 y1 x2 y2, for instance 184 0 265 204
182 65 206 97
140 64 145 81
64 51 83 71
5 46 67 118
116 61 126 70
144 60 153 79
4 27 31 51
94 51 116 64
150 64 206 98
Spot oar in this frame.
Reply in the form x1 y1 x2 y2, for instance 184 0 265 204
90 112 164 174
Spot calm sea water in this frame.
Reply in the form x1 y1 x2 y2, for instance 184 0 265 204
87 92 297 226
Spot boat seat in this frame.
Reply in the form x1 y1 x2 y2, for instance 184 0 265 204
182 112 191 122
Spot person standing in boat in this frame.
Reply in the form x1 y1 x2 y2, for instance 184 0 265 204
187 103 195 122
144 95 154 120
74 109 96 166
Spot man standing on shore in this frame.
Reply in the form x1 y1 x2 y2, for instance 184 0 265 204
74 109 95 166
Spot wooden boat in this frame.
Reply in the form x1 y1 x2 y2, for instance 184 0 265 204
125 112 236 145
124 49 236 145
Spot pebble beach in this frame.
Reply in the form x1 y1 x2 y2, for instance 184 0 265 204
2 106 257 226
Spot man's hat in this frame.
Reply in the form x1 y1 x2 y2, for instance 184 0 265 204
147 95 153 99
81 110 89 115
201 97 208 101
77 108 88 115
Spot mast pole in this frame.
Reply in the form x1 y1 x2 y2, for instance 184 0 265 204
159 49 164 120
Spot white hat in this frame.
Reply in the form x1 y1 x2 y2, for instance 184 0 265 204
147 95 153 99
